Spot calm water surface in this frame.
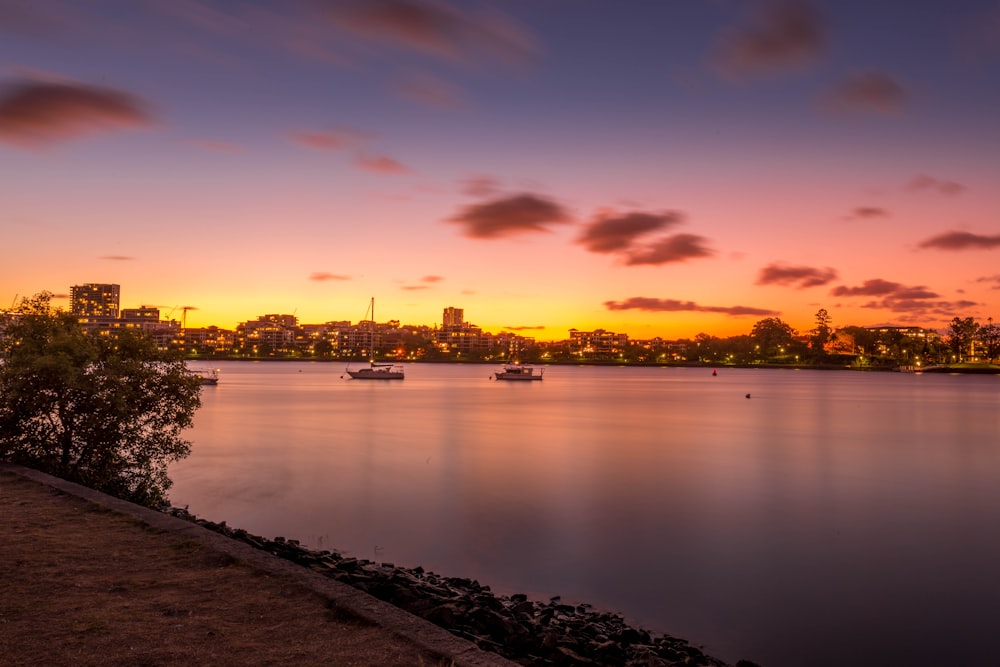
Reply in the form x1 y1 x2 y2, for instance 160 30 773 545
169 362 1000 666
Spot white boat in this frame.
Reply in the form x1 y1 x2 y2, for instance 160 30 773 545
493 363 543 381
345 298 404 380
347 361 404 380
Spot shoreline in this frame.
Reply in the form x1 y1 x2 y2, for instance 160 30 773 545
165 505 758 667
190 357 1000 374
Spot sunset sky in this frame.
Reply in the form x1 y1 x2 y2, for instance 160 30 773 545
2 0 999 340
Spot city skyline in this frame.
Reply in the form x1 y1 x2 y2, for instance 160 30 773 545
2 1 999 339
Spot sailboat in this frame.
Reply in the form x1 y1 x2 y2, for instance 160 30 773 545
345 298 404 380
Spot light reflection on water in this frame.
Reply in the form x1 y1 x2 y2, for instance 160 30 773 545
170 362 1000 667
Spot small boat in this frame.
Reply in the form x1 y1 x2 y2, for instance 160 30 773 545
194 368 219 385
493 363 543 381
347 361 404 380
345 298 404 380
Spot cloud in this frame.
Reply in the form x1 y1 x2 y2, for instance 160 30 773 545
421 275 443 283
756 263 838 288
355 153 410 174
906 174 965 195
830 278 964 316
401 284 429 291
624 233 714 266
844 206 889 221
460 174 501 197
822 72 906 115
319 0 537 64
604 297 779 317
189 139 244 153
310 272 351 281
976 275 1000 290
393 72 464 108
101 255 134 261
918 230 1000 251
503 325 545 331
293 128 366 151
830 278 904 297
577 211 684 253
863 297 977 315
712 1 826 79
446 193 571 239
0 78 152 148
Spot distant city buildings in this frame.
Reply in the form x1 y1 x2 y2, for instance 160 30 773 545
0 282 983 365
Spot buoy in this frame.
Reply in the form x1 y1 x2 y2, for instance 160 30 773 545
712 369 717 376
745 393 751 399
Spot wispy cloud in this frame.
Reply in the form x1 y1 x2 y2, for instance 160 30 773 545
830 278 971 317
831 278 906 297
906 174 965 195
976 275 1000 290
421 275 443 283
355 153 410 174
624 233 714 266
604 296 778 317
318 0 538 64
843 206 889 221
459 174 501 197
756 263 838 288
310 272 351 281
918 230 1000 251
188 138 244 153
0 78 152 148
292 128 367 151
712 1 826 79
393 72 464 109
446 193 571 239
101 255 134 261
503 325 545 331
577 211 684 253
822 72 906 115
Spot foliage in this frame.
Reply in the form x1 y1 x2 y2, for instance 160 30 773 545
811 308 833 350
0 292 202 507
749 317 796 358
980 320 1000 361
946 317 980 361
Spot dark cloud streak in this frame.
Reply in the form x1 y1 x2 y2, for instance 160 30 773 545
605 297 778 316
756 263 837 288
446 193 570 239
577 211 684 253
0 79 152 147
918 230 1000 251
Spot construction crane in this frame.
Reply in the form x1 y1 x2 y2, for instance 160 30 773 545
180 306 197 329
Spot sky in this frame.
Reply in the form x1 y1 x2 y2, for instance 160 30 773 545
2 0 999 340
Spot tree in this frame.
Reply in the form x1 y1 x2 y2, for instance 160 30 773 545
810 308 833 352
750 317 796 359
946 317 980 362
0 292 202 507
980 318 1000 362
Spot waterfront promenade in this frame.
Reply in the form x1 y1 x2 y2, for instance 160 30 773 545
0 463 515 667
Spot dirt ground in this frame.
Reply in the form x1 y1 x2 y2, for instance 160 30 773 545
0 469 455 667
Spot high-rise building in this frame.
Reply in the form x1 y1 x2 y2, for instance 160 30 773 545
443 307 464 328
70 283 120 318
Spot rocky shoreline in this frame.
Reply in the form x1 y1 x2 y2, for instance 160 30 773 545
166 507 760 667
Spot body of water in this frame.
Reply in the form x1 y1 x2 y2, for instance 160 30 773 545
169 361 1000 666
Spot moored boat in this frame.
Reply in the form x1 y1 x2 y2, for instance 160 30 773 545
347 361 405 380
194 368 219 385
345 297 404 380
493 363 543 381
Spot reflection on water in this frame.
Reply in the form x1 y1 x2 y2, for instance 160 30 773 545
170 362 1000 667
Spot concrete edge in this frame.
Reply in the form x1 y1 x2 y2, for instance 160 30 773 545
0 462 519 667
